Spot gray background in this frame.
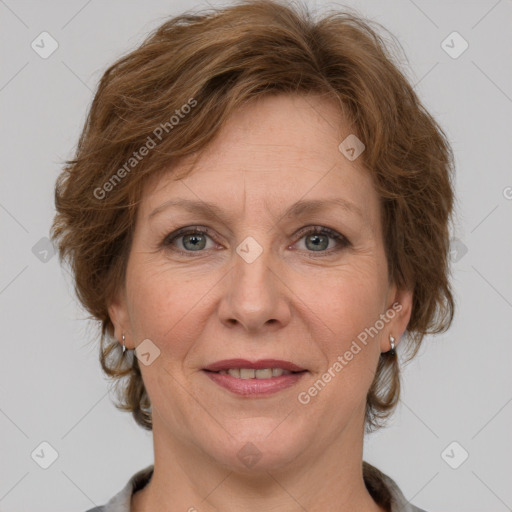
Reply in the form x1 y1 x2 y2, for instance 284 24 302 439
1 0 511 510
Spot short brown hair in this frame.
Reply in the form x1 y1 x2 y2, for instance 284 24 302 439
50 0 455 433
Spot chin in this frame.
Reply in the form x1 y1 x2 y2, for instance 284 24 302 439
205 423 309 474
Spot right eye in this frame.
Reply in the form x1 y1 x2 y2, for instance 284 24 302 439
162 226 217 255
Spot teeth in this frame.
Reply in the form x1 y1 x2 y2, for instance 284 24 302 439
240 368 255 379
255 368 272 379
217 368 293 379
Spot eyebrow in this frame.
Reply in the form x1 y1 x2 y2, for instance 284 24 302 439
148 197 363 222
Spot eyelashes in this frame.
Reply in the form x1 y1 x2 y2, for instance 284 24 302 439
161 225 351 258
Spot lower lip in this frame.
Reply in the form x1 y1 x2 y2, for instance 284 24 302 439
203 370 307 396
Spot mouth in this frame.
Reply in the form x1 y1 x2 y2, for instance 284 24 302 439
202 359 308 396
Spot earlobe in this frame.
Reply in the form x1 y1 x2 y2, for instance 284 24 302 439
382 286 413 351
107 290 130 345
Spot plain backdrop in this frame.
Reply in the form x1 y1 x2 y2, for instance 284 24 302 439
1 0 511 511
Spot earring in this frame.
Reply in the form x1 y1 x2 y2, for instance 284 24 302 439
389 334 396 356
122 333 126 354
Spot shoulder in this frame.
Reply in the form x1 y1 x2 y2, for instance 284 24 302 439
83 465 154 512
363 461 428 512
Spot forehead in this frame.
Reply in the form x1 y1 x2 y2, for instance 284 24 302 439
138 94 379 225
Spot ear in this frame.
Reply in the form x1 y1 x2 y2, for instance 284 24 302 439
107 286 132 349
380 284 413 352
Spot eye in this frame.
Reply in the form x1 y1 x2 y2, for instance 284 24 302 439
162 225 350 256
293 226 350 255
163 226 216 255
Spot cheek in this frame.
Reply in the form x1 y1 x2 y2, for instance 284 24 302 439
301 275 384 416
126 256 233 378
126 259 202 350
303 262 387 341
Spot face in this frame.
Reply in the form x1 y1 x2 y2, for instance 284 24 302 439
109 93 412 474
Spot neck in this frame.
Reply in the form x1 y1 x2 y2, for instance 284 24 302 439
132 409 387 512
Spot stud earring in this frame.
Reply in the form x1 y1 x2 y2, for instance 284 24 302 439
122 333 126 354
389 334 396 356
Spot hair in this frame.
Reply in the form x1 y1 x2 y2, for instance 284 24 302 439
50 0 455 434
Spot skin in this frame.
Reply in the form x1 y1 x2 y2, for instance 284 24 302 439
109 93 413 512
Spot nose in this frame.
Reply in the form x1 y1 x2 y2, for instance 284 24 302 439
217 241 292 334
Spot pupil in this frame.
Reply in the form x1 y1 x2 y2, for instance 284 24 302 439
184 234 205 250
307 234 327 251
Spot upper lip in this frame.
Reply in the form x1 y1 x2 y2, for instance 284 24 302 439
203 359 306 372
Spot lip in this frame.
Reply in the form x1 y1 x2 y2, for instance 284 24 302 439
202 359 307 397
203 359 306 372
203 370 307 396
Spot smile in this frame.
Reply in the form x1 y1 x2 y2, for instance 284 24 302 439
202 358 308 396
216 368 293 378
203 370 307 396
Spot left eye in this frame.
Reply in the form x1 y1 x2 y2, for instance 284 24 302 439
163 226 349 255
293 226 350 253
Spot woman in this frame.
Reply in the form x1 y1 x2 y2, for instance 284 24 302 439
51 0 455 510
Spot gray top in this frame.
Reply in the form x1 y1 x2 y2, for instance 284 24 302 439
85 462 427 512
